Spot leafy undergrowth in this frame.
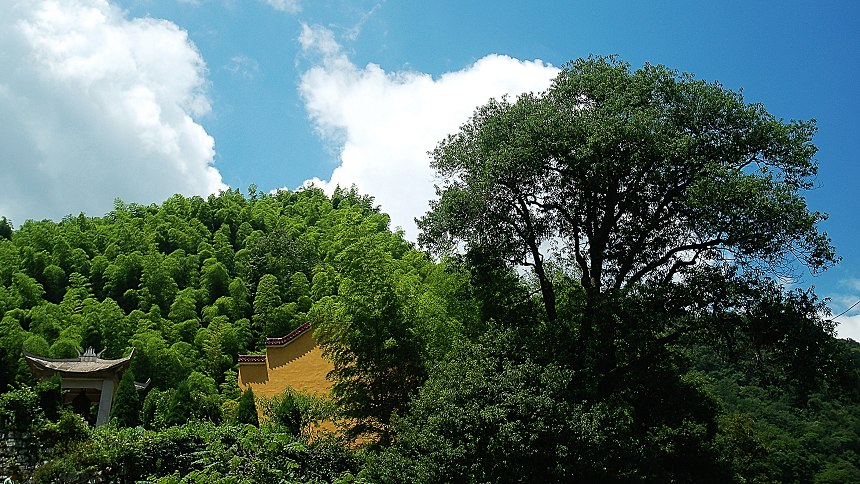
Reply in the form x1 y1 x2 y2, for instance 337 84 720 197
33 421 360 484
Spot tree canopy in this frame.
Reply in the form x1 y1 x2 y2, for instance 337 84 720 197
419 56 835 322
401 56 852 480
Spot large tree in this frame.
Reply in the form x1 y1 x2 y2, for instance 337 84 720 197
419 56 835 321
409 57 841 479
418 57 836 379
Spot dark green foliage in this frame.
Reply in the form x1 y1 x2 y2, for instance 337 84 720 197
159 373 222 428
715 413 776 483
36 409 89 452
261 388 303 435
368 329 727 483
405 55 851 482
259 387 335 437
111 369 141 427
703 360 860 483
236 387 259 427
37 374 62 421
0 385 45 432
0 216 12 240
163 384 194 427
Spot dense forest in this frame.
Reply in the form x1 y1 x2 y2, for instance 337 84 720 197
1 57 859 483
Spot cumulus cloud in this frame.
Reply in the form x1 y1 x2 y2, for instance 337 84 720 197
297 24 559 239
825 278 860 340
263 0 300 14
0 0 226 224
835 313 860 342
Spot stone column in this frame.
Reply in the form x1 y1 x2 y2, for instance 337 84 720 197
95 378 115 426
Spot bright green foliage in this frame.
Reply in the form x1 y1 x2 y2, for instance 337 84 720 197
228 277 251 320
23 334 50 355
12 272 44 309
201 258 230 303
315 240 426 443
1 185 436 405
0 313 28 390
49 338 79 359
168 289 198 326
32 422 359 483
112 369 141 427
219 369 241 401
253 273 283 338
41 264 66 303
236 387 259 427
141 254 179 315
287 271 310 301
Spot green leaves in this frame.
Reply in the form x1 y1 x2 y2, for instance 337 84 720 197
421 56 834 303
111 369 141 428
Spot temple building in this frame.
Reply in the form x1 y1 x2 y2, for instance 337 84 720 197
23 347 148 426
237 323 333 402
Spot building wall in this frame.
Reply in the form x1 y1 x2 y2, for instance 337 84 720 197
237 330 333 400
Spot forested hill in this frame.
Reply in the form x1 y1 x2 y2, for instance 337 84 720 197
0 186 858 482
0 186 468 394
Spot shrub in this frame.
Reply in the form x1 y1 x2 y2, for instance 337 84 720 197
235 387 258 426
259 387 335 438
0 385 45 432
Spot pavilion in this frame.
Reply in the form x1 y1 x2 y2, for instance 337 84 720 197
23 347 149 426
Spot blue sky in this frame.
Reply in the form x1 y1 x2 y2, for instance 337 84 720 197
2 0 859 338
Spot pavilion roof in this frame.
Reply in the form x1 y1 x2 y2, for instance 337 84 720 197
23 347 134 377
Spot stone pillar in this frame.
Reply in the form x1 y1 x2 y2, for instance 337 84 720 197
95 378 115 426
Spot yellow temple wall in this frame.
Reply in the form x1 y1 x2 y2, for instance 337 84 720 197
237 330 333 401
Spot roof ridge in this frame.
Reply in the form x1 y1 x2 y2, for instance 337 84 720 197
237 354 267 363
22 347 134 363
263 322 312 347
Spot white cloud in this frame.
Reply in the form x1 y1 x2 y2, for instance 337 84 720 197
344 2 384 41
298 23 340 56
835 313 860 341
263 0 300 14
0 0 226 224
297 24 559 239
827 279 860 340
225 55 260 79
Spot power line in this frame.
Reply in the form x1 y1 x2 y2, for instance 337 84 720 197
832 299 860 320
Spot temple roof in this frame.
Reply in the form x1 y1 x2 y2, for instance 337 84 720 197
237 322 313 363
23 347 134 377
264 322 312 347
237 354 266 363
